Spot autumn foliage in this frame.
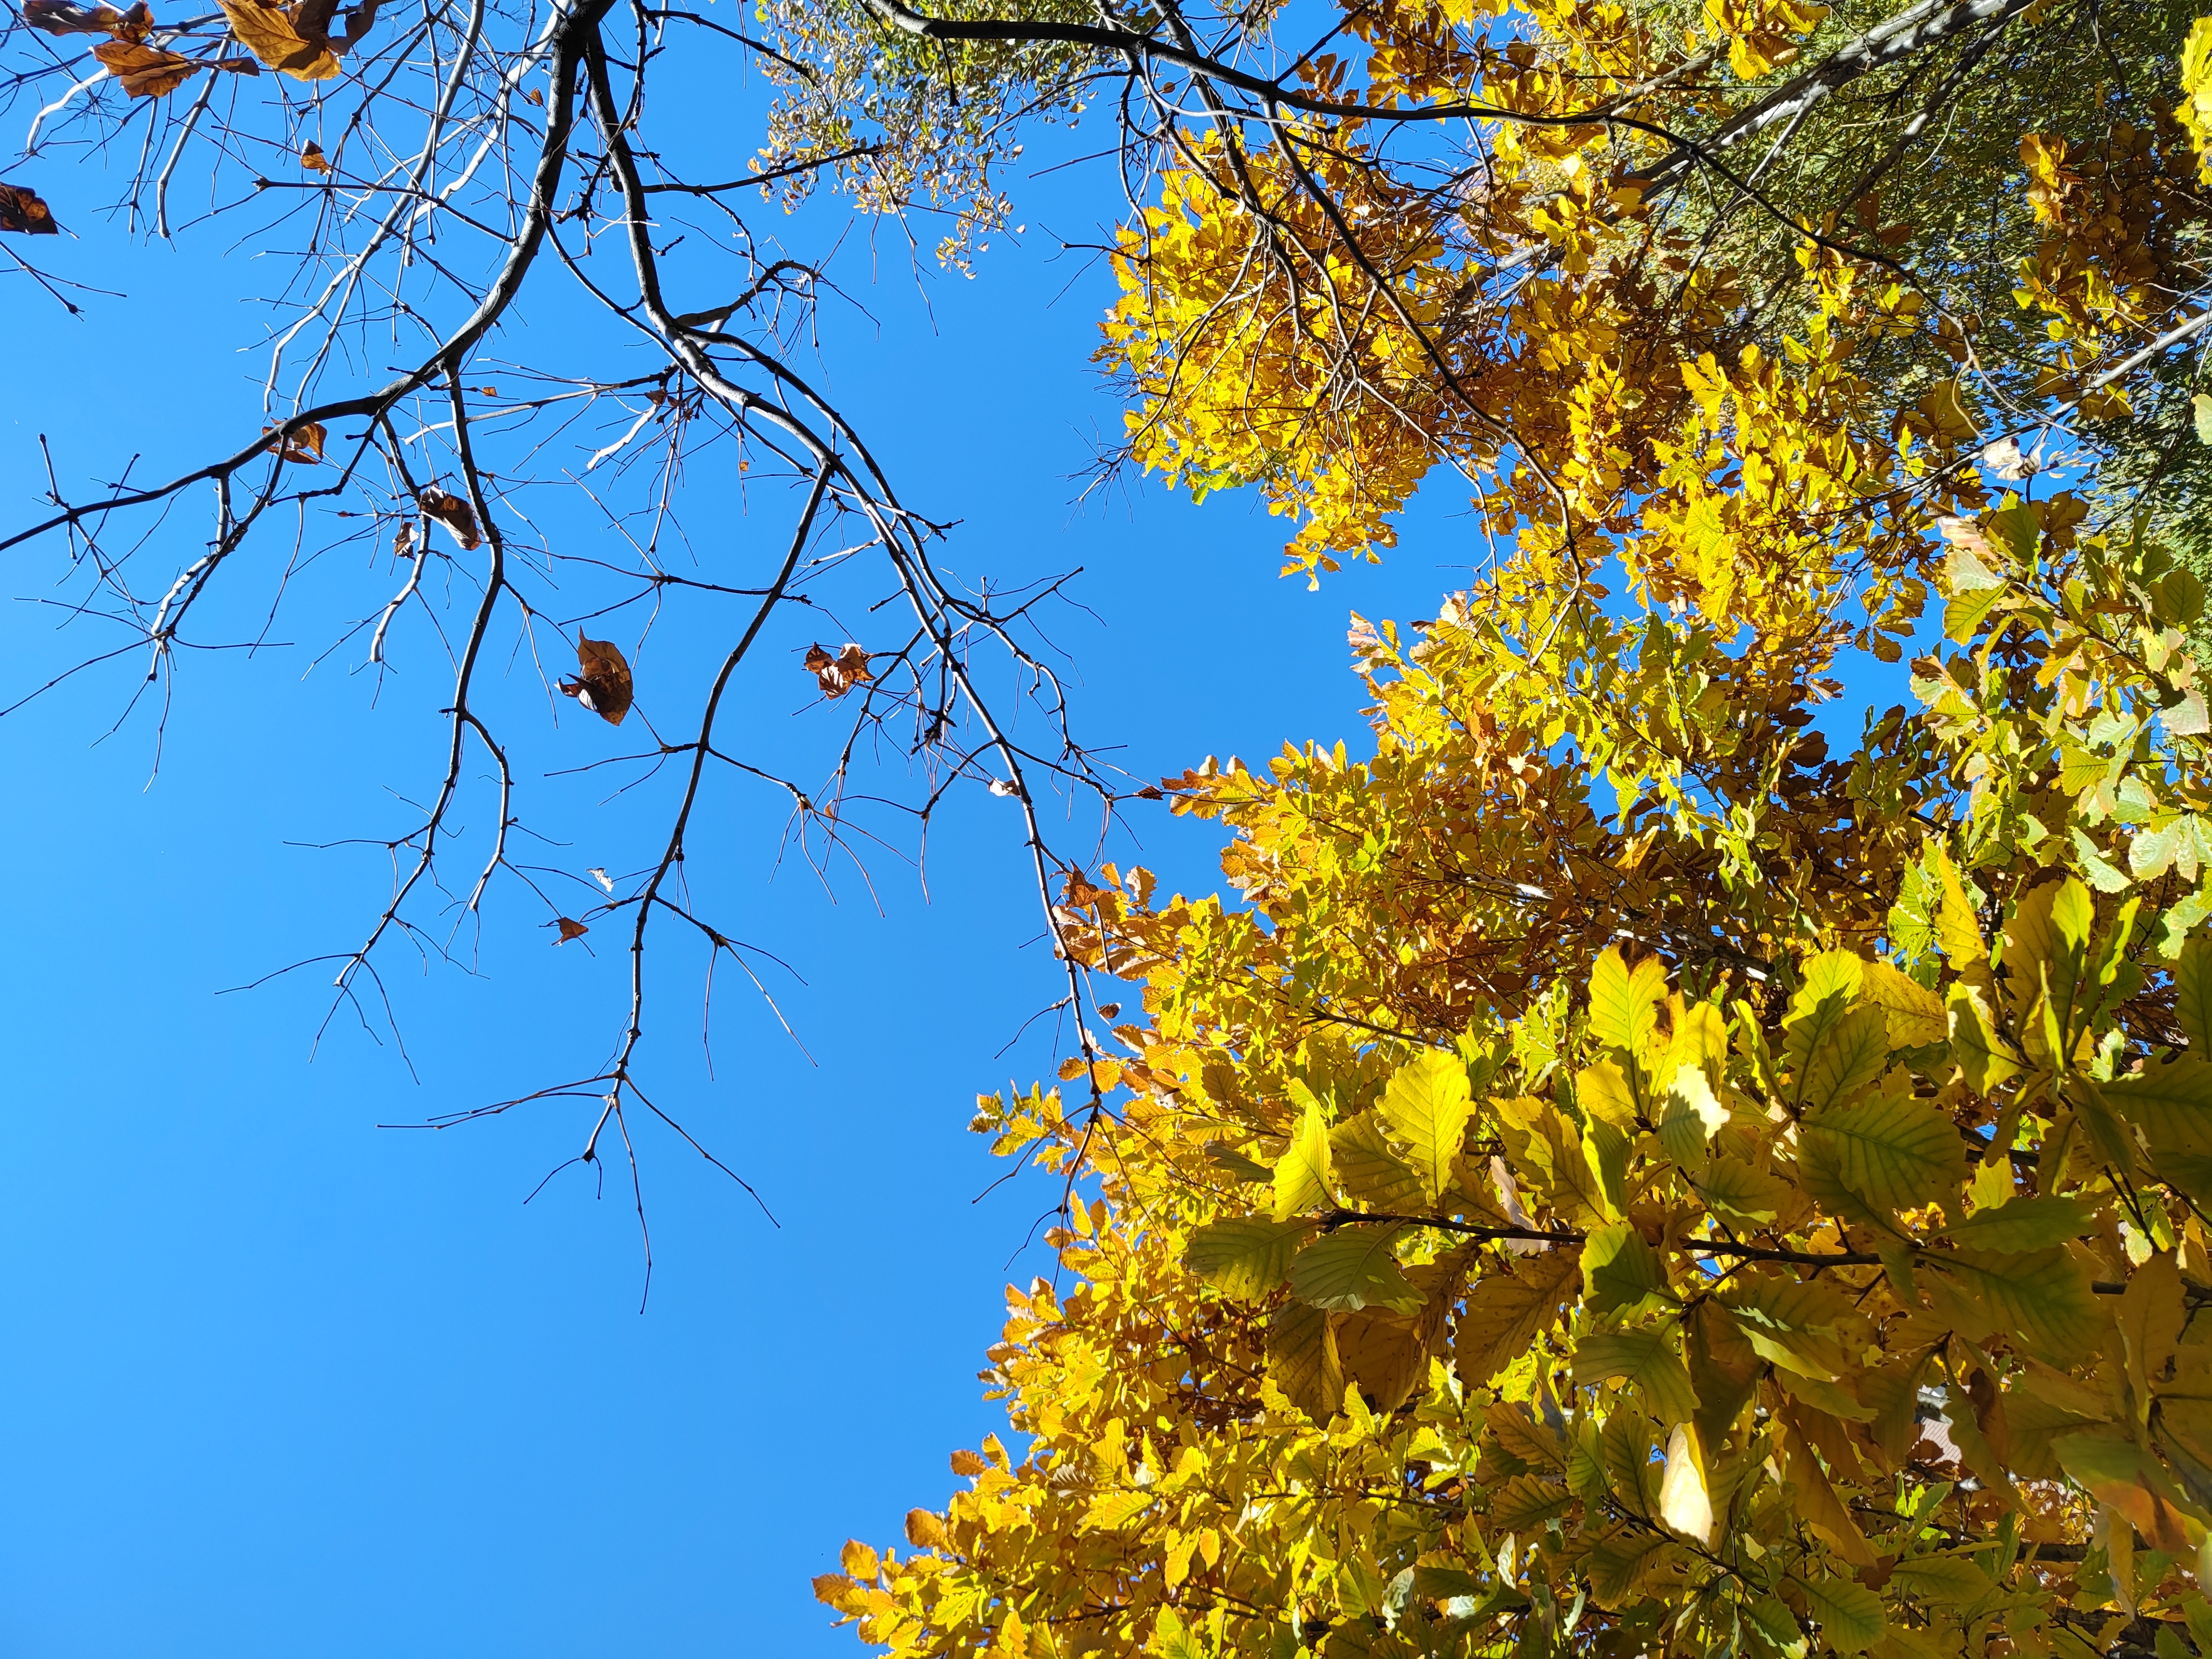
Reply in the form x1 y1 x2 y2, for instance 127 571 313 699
807 0 2212 1656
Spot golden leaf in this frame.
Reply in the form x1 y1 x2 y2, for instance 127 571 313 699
300 139 331 172
805 640 875 698
216 0 338 80
263 419 325 463
93 38 199 96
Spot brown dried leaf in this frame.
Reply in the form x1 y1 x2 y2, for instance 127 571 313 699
215 0 337 79
299 138 329 172
559 633 633 726
93 36 197 94
805 640 873 698
264 419 325 463
554 917 589 943
24 0 146 37
523 85 543 106
0 181 60 235
417 487 479 550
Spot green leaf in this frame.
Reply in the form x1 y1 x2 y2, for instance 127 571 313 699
1272 1097 1333 1220
1783 951 1866 1080
1924 1246 2100 1362
2071 827 2133 894
1800 1089 1967 1215
1798 1003 1890 1114
1583 1114 1631 1215
1944 583 2005 643
1489 1472 1573 1531
1184 1213 1310 1300
1886 1551 1994 1606
2132 816 2186 883
1289 1227 1423 1313
1944 1194 2094 1252
1582 1221 1673 1317
1572 1326 1700 1423
2177 933 2212 1052
2095 1056 2212 1154
1379 1050 1474 1202
1204 1142 1274 1184
1330 1112 1427 1211
1719 1276 1851 1379
1588 946 1668 1057
1746 1596 1808 1659
1861 960 1948 1048
1083 1488 1156 1529
1455 1250 1582 1388
1265 1300 1343 1422
1793 1574 1886 1654
1691 1155 1796 1225
1947 983 2024 1092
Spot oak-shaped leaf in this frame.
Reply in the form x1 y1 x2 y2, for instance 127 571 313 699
804 640 873 698
416 487 479 550
93 38 199 95
0 181 60 235
552 918 588 944
559 633 633 726
300 139 330 172
264 419 325 463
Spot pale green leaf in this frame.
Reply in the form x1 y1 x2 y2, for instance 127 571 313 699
1289 1227 1423 1313
1184 1213 1310 1301
1572 1326 1700 1423
1795 1574 1885 1653
1800 1090 1967 1215
1589 946 1667 1056
1272 1097 1333 1220
1943 1194 2094 1252
1379 1049 1474 1202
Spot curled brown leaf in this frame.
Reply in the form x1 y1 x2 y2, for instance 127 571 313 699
215 0 335 79
416 487 480 550
264 419 326 463
804 640 873 698
300 139 329 172
554 917 589 943
24 0 146 36
0 182 59 235
559 633 633 726
95 37 199 95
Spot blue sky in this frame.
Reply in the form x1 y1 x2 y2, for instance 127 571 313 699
0 66 1467 1657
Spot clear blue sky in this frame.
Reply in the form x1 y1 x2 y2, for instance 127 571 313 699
0 68 1466 1658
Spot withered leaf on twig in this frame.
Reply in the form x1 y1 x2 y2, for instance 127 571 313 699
24 0 148 37
803 641 872 698
300 139 330 172
559 633 633 725
95 38 200 95
416 487 479 550
554 917 589 943
264 419 326 463
0 182 59 235
215 0 374 79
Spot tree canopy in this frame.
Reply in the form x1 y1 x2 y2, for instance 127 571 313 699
789 1 2212 1657
12 0 2212 1648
